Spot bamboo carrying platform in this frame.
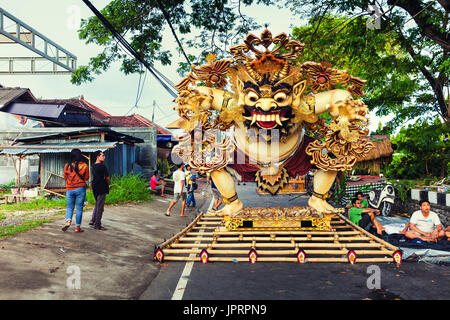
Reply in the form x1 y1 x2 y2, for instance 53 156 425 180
154 209 402 264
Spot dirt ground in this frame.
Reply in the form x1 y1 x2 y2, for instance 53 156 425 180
0 194 205 300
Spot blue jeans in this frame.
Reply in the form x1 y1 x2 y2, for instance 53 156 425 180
66 187 86 226
186 192 196 207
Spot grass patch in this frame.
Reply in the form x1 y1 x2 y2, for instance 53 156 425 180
0 219 51 239
0 198 67 212
85 173 152 205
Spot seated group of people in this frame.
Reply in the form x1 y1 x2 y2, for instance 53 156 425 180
348 193 450 243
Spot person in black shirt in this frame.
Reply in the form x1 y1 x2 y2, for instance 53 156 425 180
89 151 110 230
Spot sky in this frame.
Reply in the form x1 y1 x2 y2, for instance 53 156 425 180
0 0 391 130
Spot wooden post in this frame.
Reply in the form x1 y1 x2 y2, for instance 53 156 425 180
40 155 43 189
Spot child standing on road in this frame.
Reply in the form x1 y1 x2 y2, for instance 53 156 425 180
186 175 197 208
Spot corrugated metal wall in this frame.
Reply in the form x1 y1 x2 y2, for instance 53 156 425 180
41 153 70 189
41 144 140 189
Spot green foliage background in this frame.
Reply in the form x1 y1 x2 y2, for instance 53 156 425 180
85 173 152 205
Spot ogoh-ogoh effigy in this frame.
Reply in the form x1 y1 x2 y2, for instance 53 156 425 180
154 29 401 264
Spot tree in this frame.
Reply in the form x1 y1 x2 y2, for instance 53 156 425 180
285 0 449 126
386 118 450 179
71 0 270 85
291 14 421 130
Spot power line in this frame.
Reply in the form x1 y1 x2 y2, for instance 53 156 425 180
155 0 192 67
81 0 179 99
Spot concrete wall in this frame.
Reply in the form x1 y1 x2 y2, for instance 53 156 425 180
393 188 450 227
111 127 157 179
393 198 450 228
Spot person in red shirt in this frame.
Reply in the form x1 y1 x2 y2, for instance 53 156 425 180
62 149 89 233
150 171 166 197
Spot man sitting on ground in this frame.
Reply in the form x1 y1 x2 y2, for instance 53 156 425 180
346 192 368 209
349 197 386 235
150 171 166 197
404 200 445 242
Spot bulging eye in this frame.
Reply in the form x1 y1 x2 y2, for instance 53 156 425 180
274 92 287 103
246 91 259 104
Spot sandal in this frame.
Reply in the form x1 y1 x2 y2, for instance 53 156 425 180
165 212 171 217
74 226 84 233
62 221 71 232
94 226 107 231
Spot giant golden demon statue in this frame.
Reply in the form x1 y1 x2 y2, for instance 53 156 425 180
172 30 374 216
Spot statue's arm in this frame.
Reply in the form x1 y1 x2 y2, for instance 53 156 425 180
313 89 352 114
181 86 235 112
313 89 368 123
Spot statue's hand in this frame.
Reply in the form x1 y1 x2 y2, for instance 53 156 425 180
174 88 214 118
328 98 369 142
329 97 369 124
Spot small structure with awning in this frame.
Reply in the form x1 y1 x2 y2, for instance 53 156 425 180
355 135 394 175
0 128 144 196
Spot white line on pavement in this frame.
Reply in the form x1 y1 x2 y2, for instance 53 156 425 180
171 198 214 300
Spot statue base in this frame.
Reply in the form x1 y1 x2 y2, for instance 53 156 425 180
223 206 344 231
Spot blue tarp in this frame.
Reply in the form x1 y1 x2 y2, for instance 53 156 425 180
378 215 450 264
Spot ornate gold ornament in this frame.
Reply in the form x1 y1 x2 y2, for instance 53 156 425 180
223 207 333 231
255 166 290 195
173 28 373 182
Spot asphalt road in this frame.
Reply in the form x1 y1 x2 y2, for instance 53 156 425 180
140 183 450 302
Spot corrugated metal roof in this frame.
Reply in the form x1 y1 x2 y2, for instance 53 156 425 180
0 88 36 109
16 127 144 144
0 142 117 155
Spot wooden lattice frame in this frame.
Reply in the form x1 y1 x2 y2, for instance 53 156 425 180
154 211 401 264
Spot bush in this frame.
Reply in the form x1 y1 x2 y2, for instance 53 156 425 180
157 157 171 176
85 173 152 205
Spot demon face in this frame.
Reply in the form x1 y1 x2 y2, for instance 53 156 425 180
237 74 307 137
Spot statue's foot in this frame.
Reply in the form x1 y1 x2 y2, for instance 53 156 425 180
308 196 335 214
207 199 243 216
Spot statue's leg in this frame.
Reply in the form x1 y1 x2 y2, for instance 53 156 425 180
308 169 337 213
209 169 243 216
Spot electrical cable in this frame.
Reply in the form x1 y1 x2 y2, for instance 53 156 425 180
155 0 192 67
81 0 179 99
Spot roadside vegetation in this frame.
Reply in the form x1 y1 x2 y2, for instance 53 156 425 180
0 173 152 239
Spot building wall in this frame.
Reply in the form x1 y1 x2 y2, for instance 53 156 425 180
111 127 157 179
0 126 157 185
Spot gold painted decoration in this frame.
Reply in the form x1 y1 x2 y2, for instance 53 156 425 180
301 62 366 96
255 166 290 195
172 28 374 200
223 207 333 231
230 29 305 62
175 54 233 91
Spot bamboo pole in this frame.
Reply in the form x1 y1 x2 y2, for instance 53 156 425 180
159 212 205 248
186 230 362 236
169 242 383 249
43 188 65 198
45 170 64 179
162 256 393 263
336 212 399 251
178 236 372 242
162 248 394 255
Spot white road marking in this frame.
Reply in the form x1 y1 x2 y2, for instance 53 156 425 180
171 198 214 300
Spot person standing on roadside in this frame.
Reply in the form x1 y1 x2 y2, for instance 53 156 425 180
62 149 89 233
89 150 110 230
166 163 187 217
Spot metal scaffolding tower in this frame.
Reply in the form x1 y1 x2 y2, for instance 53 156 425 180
0 7 77 75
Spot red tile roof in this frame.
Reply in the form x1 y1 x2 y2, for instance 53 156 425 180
35 96 171 134
38 97 110 126
109 114 172 135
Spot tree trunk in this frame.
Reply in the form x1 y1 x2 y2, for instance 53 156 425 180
388 0 450 51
